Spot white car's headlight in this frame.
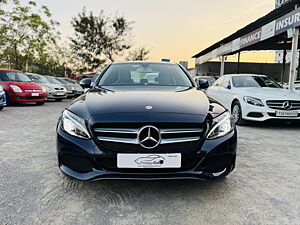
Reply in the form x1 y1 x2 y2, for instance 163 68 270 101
61 110 91 139
243 96 264 107
206 111 234 140
10 85 22 93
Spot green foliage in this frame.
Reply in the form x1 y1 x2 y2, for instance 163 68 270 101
0 0 60 72
127 47 150 61
71 9 132 71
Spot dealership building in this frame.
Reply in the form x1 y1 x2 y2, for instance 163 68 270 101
193 0 300 89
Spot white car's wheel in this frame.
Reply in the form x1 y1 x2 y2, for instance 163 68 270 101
232 101 246 125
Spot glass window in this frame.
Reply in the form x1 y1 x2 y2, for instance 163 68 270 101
212 76 225 87
46 76 62 84
98 63 193 87
222 77 231 88
0 71 31 82
232 76 282 88
27 74 49 84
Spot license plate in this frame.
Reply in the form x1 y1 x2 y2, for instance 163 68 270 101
56 92 65 96
117 153 181 168
31 93 39 96
275 110 298 117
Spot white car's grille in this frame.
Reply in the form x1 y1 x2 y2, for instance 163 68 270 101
266 100 300 110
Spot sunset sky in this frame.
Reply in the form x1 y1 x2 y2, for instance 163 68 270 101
34 0 276 67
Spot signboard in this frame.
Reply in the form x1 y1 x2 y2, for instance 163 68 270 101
240 28 262 48
275 8 300 35
196 7 300 64
261 21 276 41
276 0 291 9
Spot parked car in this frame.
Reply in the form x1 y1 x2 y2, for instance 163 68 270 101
207 74 300 125
57 62 237 181
26 73 67 102
0 69 47 105
0 84 6 110
45 76 76 99
61 78 84 96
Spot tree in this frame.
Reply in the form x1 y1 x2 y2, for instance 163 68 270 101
71 9 132 71
0 0 59 70
126 47 150 61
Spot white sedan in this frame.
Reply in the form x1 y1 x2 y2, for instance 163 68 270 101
206 74 300 124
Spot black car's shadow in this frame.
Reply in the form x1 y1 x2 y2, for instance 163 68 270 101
60 175 232 206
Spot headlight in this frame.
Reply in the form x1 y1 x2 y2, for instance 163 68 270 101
61 110 91 139
206 111 234 139
10 85 22 93
243 96 264 107
41 87 46 92
63 87 67 92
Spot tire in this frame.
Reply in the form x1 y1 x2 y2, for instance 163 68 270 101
36 102 45 106
4 92 11 106
231 101 246 125
0 106 3 110
55 99 63 102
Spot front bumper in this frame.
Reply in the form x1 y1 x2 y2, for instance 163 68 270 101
8 91 47 103
47 91 67 99
57 127 237 181
241 101 300 121
0 91 6 106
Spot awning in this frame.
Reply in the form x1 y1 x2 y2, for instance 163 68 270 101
192 0 300 64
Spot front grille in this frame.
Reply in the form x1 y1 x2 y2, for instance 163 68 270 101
92 123 205 152
266 100 300 110
54 87 64 90
24 89 42 93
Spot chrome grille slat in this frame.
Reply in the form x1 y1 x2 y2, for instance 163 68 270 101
94 128 138 134
160 137 200 144
97 137 139 144
160 128 203 134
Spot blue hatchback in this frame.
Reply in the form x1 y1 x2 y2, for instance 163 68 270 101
0 84 6 110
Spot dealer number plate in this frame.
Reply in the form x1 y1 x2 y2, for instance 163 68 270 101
117 153 181 169
275 110 298 117
31 93 39 96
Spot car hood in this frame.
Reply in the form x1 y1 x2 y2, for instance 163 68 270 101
67 86 220 123
38 83 61 89
1 81 43 89
237 87 300 100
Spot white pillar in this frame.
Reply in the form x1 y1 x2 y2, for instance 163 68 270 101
220 56 225 76
289 27 299 90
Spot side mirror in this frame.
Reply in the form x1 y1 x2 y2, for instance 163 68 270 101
79 78 92 89
198 79 210 89
227 84 231 89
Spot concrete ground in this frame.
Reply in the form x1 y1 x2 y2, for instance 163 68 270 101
0 99 299 225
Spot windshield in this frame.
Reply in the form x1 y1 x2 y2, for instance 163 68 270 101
46 76 62 84
57 78 69 84
27 74 49 84
0 71 32 82
232 76 282 88
98 63 193 87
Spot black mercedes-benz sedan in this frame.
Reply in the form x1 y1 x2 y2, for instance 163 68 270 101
56 62 237 180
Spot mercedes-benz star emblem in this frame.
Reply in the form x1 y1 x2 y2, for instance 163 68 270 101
283 101 292 110
138 126 161 149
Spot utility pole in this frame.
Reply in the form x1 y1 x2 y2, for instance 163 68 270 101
289 4 300 90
